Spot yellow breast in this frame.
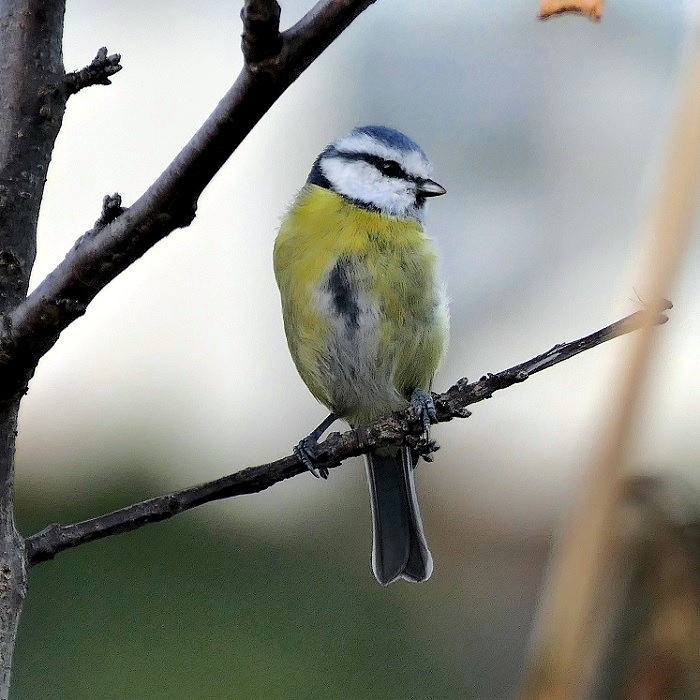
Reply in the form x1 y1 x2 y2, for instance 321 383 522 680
274 185 449 425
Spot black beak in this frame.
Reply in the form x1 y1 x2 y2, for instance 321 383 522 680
416 178 446 198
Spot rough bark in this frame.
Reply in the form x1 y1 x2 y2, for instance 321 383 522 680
0 406 24 699
0 0 68 695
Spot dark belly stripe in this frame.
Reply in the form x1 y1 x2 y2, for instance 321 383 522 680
327 261 359 328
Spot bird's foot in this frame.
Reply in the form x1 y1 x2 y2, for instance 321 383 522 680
415 437 440 463
411 388 437 436
294 439 328 479
410 389 439 464
294 413 337 479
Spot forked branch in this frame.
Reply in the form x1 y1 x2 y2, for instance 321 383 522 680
0 0 378 407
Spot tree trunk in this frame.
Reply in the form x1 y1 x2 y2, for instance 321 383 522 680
0 1 68 695
0 407 25 700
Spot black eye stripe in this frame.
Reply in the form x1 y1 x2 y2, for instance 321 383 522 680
333 150 410 181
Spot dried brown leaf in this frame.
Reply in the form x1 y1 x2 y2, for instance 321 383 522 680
539 0 604 20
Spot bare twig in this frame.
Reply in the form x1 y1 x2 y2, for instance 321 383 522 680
24 306 669 568
64 47 122 96
435 302 670 422
0 0 378 406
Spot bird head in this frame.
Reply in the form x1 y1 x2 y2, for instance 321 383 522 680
307 125 446 221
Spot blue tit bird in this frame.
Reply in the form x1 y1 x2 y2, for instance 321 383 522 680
273 125 449 585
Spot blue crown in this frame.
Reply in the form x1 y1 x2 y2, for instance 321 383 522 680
350 125 425 156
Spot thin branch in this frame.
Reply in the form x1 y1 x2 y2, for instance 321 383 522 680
0 0 378 406
24 305 670 568
64 47 122 96
435 301 671 420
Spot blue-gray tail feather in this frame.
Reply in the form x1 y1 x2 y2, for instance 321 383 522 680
364 447 433 585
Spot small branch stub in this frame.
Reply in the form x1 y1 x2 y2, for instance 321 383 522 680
241 0 283 67
539 0 604 20
64 47 122 96
94 193 124 229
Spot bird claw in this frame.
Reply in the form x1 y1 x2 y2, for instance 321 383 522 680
294 439 329 479
415 437 439 464
410 389 439 464
411 388 437 437
294 413 336 480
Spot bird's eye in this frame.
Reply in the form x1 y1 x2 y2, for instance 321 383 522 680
378 160 404 179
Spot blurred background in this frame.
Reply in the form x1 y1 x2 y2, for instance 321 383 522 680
12 0 700 697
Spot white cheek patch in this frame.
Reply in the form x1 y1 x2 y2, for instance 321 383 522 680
321 157 418 218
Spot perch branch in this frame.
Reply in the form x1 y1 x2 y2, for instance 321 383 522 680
64 47 122 96
24 305 670 567
0 0 378 406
